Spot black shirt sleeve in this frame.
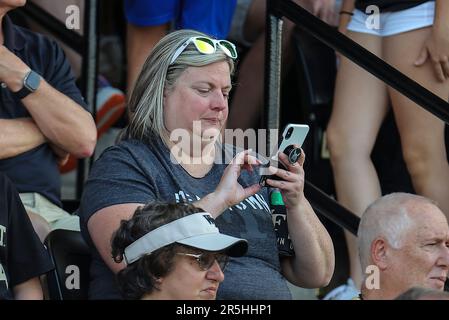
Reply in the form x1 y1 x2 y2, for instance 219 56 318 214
1 174 54 288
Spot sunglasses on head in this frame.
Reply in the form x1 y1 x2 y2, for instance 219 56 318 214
170 36 238 65
177 251 229 271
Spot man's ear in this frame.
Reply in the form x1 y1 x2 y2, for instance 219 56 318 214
371 237 388 270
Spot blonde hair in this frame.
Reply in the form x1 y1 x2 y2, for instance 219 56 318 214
127 29 235 142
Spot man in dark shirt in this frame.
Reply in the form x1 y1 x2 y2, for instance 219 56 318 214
0 0 97 239
0 172 54 300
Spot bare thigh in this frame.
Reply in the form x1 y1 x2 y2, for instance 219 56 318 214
243 0 266 42
327 31 388 156
384 27 449 164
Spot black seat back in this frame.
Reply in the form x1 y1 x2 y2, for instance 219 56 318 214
44 229 91 300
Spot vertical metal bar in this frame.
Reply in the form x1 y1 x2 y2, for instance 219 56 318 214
77 0 98 199
265 0 284 157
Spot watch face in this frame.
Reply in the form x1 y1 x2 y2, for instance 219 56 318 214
25 71 41 91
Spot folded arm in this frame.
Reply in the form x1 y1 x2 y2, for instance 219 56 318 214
0 45 96 158
0 118 46 159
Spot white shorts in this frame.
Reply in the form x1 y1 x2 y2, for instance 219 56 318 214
20 192 80 231
347 1 434 37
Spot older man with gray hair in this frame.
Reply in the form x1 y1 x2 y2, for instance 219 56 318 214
358 193 449 300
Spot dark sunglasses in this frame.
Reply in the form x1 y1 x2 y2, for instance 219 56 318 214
177 251 229 271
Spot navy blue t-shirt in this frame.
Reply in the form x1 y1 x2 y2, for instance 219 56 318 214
0 15 88 207
79 138 292 300
0 173 54 299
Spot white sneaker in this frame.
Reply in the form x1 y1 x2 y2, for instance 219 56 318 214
323 278 359 300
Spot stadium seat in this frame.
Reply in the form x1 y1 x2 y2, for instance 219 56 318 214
44 229 91 300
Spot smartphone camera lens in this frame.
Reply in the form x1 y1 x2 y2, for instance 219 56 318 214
285 127 293 140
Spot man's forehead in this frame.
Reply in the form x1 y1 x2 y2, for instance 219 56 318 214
407 205 448 239
415 221 449 242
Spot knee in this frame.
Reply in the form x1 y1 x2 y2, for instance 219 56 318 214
326 125 348 164
27 211 51 243
401 147 432 178
326 123 373 166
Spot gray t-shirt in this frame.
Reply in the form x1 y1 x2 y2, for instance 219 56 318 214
78 138 291 300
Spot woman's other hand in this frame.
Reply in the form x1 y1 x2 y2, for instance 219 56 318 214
196 150 262 218
265 147 306 209
214 149 262 208
415 25 449 82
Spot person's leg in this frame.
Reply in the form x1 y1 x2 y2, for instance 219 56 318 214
326 31 388 289
384 27 449 218
20 193 80 232
227 35 265 130
26 211 51 243
227 0 298 130
19 193 51 242
126 23 169 101
227 0 266 130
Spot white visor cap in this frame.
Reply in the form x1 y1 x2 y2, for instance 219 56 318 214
124 212 248 264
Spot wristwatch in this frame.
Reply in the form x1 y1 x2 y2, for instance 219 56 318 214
13 70 41 99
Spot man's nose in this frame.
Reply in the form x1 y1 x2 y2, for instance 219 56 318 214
439 245 449 269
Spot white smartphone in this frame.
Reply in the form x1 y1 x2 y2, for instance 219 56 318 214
272 123 309 161
259 123 309 186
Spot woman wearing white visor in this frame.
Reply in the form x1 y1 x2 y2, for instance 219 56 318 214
111 202 248 300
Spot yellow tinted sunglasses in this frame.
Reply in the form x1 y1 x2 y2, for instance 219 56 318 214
170 36 238 65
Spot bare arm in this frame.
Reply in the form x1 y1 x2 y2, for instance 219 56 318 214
280 198 335 287
12 277 44 300
0 45 96 158
265 151 335 287
0 118 46 159
87 152 261 273
434 0 449 28
88 203 143 273
299 0 337 25
414 0 449 81
338 0 356 34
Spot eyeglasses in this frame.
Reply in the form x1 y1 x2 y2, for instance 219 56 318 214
170 36 238 65
177 251 229 271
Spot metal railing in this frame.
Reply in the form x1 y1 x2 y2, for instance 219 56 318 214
265 0 449 235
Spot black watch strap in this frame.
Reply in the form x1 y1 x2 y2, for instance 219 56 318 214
13 85 32 100
13 70 41 100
